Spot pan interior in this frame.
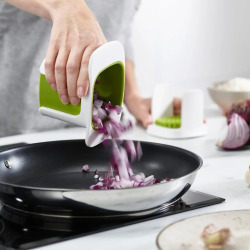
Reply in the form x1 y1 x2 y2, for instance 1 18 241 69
0 140 202 189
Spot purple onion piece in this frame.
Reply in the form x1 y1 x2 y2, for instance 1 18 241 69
142 175 156 186
97 108 107 120
93 99 103 109
82 164 89 173
102 139 111 147
130 173 145 182
92 115 103 129
109 110 120 123
115 105 122 115
93 92 98 101
92 106 98 116
134 141 143 160
124 140 136 162
105 102 118 113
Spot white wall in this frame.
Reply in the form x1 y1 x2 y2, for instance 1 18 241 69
131 0 250 102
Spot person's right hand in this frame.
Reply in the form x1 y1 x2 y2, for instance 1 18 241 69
45 0 106 105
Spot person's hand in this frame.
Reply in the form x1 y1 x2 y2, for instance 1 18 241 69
44 0 106 105
126 96 182 128
123 58 182 129
173 97 182 116
125 96 152 128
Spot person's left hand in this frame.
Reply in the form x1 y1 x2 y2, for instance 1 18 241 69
125 96 152 128
173 97 182 116
125 96 182 128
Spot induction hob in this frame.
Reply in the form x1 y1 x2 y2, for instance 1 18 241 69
0 190 225 250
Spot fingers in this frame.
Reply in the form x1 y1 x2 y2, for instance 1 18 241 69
55 48 70 104
45 45 96 105
141 98 152 128
45 40 58 91
66 46 85 105
77 46 97 98
173 97 182 116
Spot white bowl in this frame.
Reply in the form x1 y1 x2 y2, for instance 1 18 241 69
208 85 250 114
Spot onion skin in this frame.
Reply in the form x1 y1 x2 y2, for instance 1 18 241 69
201 224 231 249
217 113 250 149
227 100 250 125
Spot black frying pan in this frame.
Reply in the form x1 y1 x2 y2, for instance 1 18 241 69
0 140 202 217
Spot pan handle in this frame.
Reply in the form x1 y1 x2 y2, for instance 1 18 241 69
167 183 191 203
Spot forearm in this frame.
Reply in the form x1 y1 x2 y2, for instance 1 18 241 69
4 0 53 19
124 59 141 104
3 0 90 21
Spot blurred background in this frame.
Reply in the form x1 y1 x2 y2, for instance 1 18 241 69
130 0 250 103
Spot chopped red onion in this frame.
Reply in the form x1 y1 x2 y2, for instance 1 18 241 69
142 175 155 186
217 113 250 149
93 99 103 109
92 115 103 129
87 92 169 189
130 172 145 182
124 140 136 162
105 101 122 115
82 164 89 173
93 92 98 101
159 178 172 183
92 106 98 116
134 141 143 160
97 108 107 120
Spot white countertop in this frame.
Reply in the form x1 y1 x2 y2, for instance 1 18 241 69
0 105 249 250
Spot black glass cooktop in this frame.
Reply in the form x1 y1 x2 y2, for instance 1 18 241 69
0 190 225 250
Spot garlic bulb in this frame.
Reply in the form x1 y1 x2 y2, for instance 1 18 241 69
245 166 250 187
